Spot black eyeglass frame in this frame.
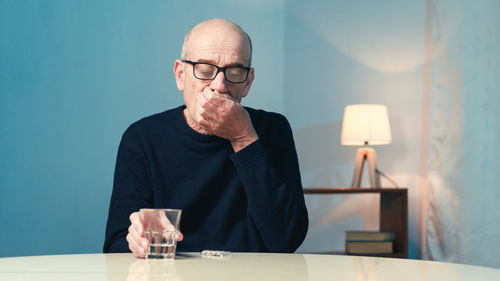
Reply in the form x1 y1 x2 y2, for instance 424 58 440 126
182 60 251 83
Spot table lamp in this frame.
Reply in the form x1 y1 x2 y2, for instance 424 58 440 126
341 104 392 188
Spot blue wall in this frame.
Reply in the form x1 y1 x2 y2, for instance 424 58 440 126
0 1 284 257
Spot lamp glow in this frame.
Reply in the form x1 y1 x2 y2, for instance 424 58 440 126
341 104 392 188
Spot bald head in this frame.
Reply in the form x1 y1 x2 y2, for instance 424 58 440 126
181 18 253 66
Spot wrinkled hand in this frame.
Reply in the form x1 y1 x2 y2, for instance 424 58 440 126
193 87 258 152
126 212 184 258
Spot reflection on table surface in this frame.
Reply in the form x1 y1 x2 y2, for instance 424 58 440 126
0 252 499 281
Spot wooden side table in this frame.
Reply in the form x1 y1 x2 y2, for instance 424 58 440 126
303 187 408 258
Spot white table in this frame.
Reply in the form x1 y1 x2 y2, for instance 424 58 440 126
0 253 499 281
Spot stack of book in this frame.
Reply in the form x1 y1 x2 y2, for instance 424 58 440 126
345 231 396 255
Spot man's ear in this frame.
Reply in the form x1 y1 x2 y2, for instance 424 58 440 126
173 60 185 92
241 68 255 98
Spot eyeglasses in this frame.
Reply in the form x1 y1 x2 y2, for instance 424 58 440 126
182 60 251 83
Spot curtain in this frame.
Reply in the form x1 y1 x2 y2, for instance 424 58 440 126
423 0 500 268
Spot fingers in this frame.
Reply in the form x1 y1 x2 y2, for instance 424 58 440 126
195 90 218 131
201 87 224 108
128 211 183 259
201 87 236 110
128 212 148 258
205 86 238 102
194 86 252 142
197 90 218 121
177 232 184 241
199 88 227 120
197 88 239 123
157 212 183 242
127 230 147 258
130 212 144 234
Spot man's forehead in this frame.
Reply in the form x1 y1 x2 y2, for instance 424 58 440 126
189 29 247 49
186 37 251 65
193 44 246 56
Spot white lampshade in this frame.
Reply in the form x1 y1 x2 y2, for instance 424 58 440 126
341 104 392 146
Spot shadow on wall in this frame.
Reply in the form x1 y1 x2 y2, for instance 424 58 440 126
283 8 412 186
294 121 352 187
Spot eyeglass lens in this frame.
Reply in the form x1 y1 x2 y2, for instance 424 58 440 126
194 63 248 83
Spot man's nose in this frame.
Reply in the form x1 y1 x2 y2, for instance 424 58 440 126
209 71 229 93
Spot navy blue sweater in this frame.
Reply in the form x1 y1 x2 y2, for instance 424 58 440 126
103 105 308 253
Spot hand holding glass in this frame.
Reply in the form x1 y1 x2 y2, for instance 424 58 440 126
140 209 182 260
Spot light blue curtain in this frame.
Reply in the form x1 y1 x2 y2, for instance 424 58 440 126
424 0 500 268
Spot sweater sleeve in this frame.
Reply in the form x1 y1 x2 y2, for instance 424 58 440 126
103 125 154 253
229 116 308 252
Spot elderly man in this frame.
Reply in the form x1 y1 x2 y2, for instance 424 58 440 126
103 18 308 257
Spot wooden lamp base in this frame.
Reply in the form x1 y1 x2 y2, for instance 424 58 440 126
351 147 381 188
